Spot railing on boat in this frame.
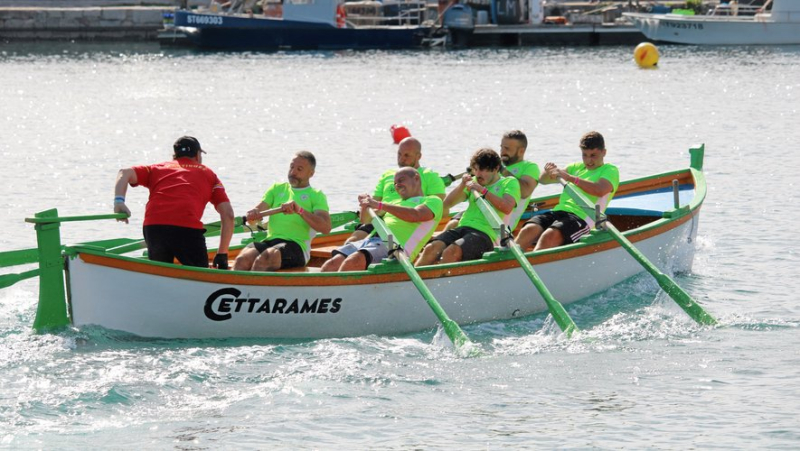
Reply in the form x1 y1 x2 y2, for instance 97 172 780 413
707 1 767 17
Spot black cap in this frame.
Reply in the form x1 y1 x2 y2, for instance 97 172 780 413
173 136 206 157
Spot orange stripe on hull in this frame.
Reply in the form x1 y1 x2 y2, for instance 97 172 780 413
77 206 696 287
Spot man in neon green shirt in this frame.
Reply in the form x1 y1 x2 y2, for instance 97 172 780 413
516 131 620 251
233 151 332 271
345 136 446 244
500 130 540 231
321 167 443 272
443 130 539 232
416 148 520 265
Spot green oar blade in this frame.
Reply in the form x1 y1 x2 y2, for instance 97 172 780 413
561 181 716 326
331 211 359 229
472 193 579 336
368 210 473 351
506 243 578 337
0 268 40 289
394 251 471 349
605 222 717 325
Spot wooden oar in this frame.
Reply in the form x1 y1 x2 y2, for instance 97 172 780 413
471 192 579 337
558 179 717 325
366 208 473 351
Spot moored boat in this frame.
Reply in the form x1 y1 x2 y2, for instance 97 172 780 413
2 145 710 340
161 0 434 50
624 0 800 45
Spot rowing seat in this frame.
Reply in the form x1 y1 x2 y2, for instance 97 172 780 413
310 245 339 259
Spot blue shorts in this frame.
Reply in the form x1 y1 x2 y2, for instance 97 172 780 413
332 236 389 266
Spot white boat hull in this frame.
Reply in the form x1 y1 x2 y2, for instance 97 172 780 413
67 212 699 339
625 13 800 45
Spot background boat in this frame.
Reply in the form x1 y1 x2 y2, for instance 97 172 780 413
624 0 800 45
163 0 433 50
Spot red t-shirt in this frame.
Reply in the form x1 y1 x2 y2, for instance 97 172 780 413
132 158 230 229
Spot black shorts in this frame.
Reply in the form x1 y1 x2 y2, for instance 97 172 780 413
354 223 374 234
431 226 494 261
254 238 306 269
524 211 591 244
143 225 208 268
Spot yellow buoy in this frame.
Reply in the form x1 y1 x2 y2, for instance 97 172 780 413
634 42 659 68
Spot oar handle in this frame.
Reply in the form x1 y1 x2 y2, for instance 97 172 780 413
442 171 469 187
25 212 129 224
242 207 283 224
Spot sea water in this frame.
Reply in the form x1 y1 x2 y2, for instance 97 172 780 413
1 42 799 448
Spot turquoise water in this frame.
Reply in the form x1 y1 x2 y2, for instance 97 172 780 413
1 42 799 448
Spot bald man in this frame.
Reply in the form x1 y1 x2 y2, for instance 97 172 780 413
321 167 443 272
345 137 446 244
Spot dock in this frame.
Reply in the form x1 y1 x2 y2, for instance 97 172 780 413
468 23 645 47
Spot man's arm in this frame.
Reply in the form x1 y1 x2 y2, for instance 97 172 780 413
113 168 137 223
377 202 434 223
548 162 614 197
215 201 235 254
484 192 516 215
517 175 538 200
538 162 561 185
570 177 614 197
293 205 331 234
444 175 469 210
245 201 270 222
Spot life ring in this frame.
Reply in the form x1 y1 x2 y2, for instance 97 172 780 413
336 3 346 28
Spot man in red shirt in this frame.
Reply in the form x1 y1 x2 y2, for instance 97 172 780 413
113 136 235 269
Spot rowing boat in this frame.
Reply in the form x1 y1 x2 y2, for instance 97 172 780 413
2 145 710 339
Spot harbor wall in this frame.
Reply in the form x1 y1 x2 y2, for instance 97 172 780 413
0 6 171 40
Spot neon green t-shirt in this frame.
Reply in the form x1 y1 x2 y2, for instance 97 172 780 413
505 160 540 230
261 182 329 260
373 167 446 205
384 196 443 261
554 162 620 225
457 176 521 243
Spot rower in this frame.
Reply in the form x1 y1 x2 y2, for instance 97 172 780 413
515 131 619 251
321 167 443 272
416 148 520 265
233 151 332 271
443 129 540 234
344 135 447 244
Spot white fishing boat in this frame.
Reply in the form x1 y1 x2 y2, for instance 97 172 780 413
1 145 713 340
624 0 800 45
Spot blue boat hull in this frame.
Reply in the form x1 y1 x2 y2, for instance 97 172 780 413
172 11 432 50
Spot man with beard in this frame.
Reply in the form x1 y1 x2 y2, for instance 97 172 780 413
443 130 539 232
344 136 446 244
498 130 540 231
415 148 520 265
233 151 332 271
